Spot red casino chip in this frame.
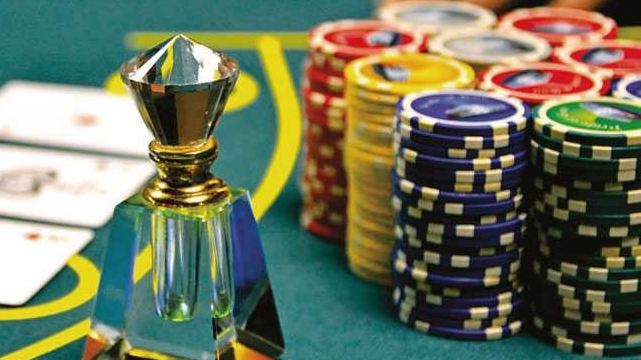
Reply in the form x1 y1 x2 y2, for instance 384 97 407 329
309 19 424 62
477 62 609 104
303 157 347 184
300 209 346 243
554 40 641 79
304 63 346 95
498 7 617 47
305 139 344 163
302 87 347 110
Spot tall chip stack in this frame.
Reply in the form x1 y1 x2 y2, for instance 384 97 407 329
301 20 424 242
391 90 529 340
377 0 496 36
528 97 641 356
498 7 617 48
343 54 474 285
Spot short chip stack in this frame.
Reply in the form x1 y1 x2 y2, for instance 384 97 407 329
429 29 551 72
391 89 530 340
301 20 424 242
377 0 496 36
554 39 641 80
343 54 474 285
498 7 617 48
529 97 641 356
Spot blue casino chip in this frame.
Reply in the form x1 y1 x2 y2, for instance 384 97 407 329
396 122 528 150
395 158 527 185
397 90 529 137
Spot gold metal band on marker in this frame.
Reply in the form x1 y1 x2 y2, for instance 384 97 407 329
145 137 230 207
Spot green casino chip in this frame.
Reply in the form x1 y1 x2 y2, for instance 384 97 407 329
531 303 641 337
536 190 641 216
537 239 641 270
534 210 641 238
531 139 640 171
533 131 641 160
534 178 641 204
535 173 641 192
534 97 641 147
533 259 641 294
550 293 641 316
538 232 641 258
533 276 641 304
530 320 641 357
534 200 641 227
536 250 641 282
531 151 641 183
532 316 641 348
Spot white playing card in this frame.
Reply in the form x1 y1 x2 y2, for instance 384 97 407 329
0 144 155 228
0 218 93 306
0 80 151 157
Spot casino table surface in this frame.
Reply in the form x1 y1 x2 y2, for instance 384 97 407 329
0 2 639 360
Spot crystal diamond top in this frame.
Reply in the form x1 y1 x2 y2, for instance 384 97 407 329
120 34 239 146
121 34 238 88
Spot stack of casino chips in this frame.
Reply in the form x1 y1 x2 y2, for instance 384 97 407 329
528 97 641 356
554 40 641 81
477 62 609 106
498 7 617 48
300 20 424 242
377 0 496 36
343 54 474 285
390 89 530 341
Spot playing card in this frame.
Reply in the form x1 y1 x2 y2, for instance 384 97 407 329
0 218 93 306
0 144 155 228
0 80 151 157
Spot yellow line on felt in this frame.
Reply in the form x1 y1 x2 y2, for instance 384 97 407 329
0 319 91 360
252 35 302 219
126 31 308 50
1 34 301 360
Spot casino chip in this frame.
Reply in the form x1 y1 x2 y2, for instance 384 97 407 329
614 74 641 101
343 54 474 286
300 20 424 243
377 0 496 36
497 7 617 47
477 62 608 106
528 96 641 356
390 89 527 340
429 29 551 71
554 40 641 80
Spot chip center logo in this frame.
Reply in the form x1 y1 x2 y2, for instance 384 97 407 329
366 30 401 47
581 102 641 123
373 63 409 82
400 9 476 23
532 21 590 34
581 48 624 66
445 103 507 119
502 69 551 89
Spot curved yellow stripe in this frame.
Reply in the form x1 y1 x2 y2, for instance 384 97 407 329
252 35 302 219
0 34 301 360
0 255 99 321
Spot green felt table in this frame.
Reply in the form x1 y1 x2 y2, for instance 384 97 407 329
0 2 640 360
